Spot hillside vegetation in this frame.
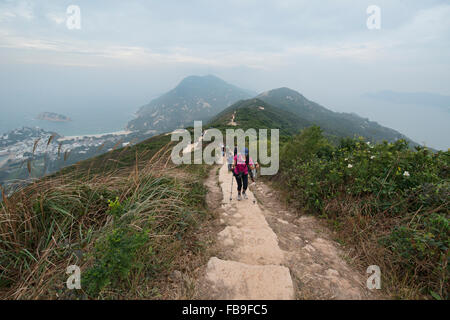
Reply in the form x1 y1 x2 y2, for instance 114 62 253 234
0 134 211 299
274 126 449 299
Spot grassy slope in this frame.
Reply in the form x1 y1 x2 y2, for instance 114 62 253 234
0 132 212 299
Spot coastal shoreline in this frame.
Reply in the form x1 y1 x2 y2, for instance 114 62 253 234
57 130 133 142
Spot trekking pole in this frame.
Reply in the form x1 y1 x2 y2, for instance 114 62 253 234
229 173 234 201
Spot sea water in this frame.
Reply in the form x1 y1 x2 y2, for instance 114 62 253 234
0 103 137 137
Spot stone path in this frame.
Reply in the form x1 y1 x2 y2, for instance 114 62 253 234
204 160 295 299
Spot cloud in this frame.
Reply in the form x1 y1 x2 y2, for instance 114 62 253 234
0 0 449 90
46 13 65 25
0 1 34 21
0 29 376 69
0 11 17 21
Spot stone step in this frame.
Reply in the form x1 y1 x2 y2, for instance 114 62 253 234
206 257 295 300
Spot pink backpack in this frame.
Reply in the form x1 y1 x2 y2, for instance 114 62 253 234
233 154 252 175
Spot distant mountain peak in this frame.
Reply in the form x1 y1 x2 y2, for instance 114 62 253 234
174 75 234 93
259 87 306 97
178 74 224 85
127 75 252 133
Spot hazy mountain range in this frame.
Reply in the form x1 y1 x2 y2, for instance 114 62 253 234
128 75 418 145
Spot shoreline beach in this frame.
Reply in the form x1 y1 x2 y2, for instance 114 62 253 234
57 130 133 142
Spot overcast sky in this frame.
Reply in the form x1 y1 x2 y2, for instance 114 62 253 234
0 0 449 148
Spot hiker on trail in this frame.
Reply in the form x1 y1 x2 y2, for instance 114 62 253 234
227 152 233 171
252 161 260 181
232 147 254 201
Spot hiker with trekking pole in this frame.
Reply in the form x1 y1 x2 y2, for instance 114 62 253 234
231 147 256 201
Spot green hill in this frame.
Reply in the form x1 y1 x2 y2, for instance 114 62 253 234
207 98 312 137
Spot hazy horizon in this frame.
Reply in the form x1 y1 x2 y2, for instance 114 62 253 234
1 0 449 149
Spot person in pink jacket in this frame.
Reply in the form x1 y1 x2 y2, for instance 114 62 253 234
232 147 254 200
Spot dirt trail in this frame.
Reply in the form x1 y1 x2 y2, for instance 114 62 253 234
228 112 237 126
201 159 379 300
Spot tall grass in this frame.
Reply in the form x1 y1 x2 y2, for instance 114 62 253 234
0 140 208 299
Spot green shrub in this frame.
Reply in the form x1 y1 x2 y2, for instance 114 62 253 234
82 226 149 297
276 126 449 298
106 197 123 218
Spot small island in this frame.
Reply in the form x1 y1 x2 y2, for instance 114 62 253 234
37 112 72 122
